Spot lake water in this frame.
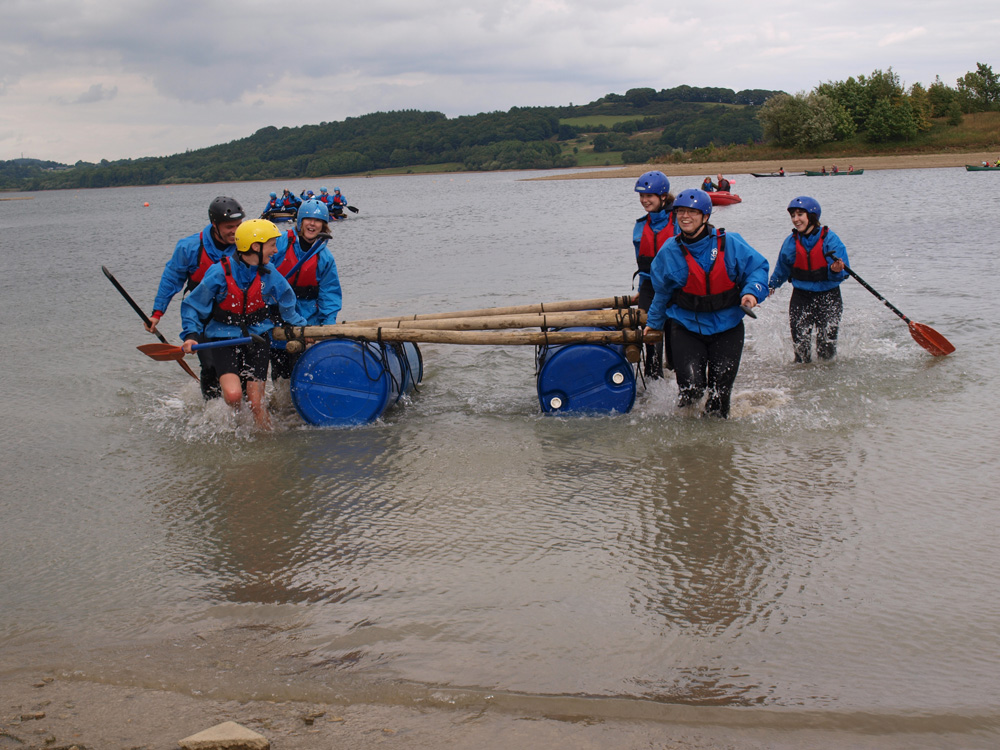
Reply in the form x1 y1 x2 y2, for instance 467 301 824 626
1 167 998 747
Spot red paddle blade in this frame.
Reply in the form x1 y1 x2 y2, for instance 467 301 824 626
137 343 185 361
908 322 955 356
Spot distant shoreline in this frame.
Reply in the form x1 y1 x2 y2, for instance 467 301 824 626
530 151 1000 180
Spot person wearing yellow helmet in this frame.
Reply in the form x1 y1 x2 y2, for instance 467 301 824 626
179 219 307 429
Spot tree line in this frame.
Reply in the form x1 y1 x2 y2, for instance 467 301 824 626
758 63 999 148
1 85 780 191
1 67 993 191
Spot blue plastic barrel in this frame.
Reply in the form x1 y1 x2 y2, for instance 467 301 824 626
291 340 422 426
536 329 636 414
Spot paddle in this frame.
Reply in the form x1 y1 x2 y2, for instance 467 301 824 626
825 252 955 356
102 265 199 381
347 205 359 213
137 334 266 362
740 304 757 319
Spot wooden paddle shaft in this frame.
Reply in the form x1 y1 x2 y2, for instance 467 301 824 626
273 326 661 346
340 295 635 325
333 308 646 331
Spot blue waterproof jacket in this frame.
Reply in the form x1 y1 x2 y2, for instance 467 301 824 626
632 208 678 291
272 232 343 325
179 258 306 342
647 228 769 335
769 226 849 293
153 224 235 315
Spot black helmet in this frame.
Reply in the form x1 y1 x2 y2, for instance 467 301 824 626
208 196 245 224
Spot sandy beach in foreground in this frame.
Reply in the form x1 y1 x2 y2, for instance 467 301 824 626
532 151 999 180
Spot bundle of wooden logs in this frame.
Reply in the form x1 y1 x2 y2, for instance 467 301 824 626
271 295 661 359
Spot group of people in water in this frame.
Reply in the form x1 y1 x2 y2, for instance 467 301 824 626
144 196 343 429
818 165 854 174
262 186 349 219
141 169 848 428
633 170 848 419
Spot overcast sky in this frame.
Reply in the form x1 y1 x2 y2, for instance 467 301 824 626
2 0 997 164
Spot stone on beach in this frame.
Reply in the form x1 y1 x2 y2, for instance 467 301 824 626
178 720 269 750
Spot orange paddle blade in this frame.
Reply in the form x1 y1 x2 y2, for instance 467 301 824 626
137 343 185 361
908 322 955 356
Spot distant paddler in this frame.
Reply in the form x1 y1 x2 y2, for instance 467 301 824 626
146 196 245 400
642 189 768 419
180 219 307 431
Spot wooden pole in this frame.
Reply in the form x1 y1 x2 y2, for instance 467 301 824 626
273 326 661 346
334 308 646 331
340 294 635 325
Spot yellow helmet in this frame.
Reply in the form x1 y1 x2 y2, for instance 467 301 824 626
235 219 281 254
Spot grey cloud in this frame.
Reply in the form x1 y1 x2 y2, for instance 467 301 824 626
74 83 118 104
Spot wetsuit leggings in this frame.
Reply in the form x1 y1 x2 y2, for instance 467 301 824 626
637 278 672 378
194 334 221 401
789 286 843 363
670 321 744 418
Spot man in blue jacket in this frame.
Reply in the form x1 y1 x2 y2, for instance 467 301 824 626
146 196 245 399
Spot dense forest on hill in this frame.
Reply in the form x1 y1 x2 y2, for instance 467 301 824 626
2 65 996 192
0 85 780 191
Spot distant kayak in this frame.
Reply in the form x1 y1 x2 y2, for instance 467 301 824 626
750 172 799 177
965 164 1000 171
804 169 864 176
709 192 742 205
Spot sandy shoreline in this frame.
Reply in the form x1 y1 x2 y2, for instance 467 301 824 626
0 668 806 750
532 151 999 180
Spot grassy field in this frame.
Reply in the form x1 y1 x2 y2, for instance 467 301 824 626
559 115 647 128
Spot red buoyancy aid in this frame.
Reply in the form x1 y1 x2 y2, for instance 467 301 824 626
274 231 320 300
791 227 830 282
672 231 741 313
636 214 676 274
212 257 269 328
332 194 345 206
185 232 216 292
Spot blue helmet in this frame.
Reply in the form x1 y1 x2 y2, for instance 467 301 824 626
306 190 314 196
333 187 340 192
673 188 713 216
269 192 277 198
297 199 330 230
320 187 328 193
788 196 821 221
634 170 670 195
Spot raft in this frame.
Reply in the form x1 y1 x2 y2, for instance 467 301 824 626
709 192 742 205
965 164 1000 171
261 209 297 223
804 169 864 176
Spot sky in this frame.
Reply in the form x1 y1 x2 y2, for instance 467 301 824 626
2 0 997 164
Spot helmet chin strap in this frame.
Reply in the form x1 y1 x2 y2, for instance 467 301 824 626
238 247 270 274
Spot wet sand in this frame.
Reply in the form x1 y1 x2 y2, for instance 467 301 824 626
532 152 999 180
0 668 787 750
2 667 961 750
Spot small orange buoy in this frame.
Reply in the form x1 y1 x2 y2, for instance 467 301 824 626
143 202 150 207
